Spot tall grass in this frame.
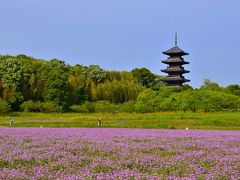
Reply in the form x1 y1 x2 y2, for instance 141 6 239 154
0 111 240 130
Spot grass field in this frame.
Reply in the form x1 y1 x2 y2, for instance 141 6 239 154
1 111 240 130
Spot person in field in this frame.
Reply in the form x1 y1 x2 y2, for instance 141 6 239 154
9 118 14 126
98 118 102 126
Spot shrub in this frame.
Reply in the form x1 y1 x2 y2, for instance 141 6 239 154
226 84 240 96
163 90 240 112
120 101 136 113
84 102 95 113
135 89 162 113
39 102 62 113
200 79 223 92
160 97 177 111
0 99 11 113
21 101 40 112
198 90 239 112
93 101 119 113
170 91 200 112
70 105 83 112
70 102 95 113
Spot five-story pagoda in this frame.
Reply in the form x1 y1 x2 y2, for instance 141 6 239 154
161 33 190 88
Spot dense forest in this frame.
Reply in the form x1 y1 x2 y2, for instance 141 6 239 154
0 55 240 113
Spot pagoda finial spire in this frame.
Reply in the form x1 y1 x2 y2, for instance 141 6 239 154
175 32 178 47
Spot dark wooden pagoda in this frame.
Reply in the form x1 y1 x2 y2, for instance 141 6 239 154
161 33 190 88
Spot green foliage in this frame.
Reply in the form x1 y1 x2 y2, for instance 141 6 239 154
0 55 143 111
84 102 96 113
39 102 62 113
135 89 162 113
70 102 95 113
120 101 136 113
0 55 240 113
95 79 142 103
164 90 200 112
86 65 107 83
21 101 62 112
197 90 239 112
0 56 31 109
70 105 83 112
226 84 240 96
93 101 119 113
0 99 11 113
131 67 161 88
21 100 40 112
43 59 69 108
200 79 223 91
68 68 142 104
181 84 194 91
135 86 174 113
68 65 89 105
163 90 240 112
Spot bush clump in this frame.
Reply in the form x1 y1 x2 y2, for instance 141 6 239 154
119 101 136 113
70 102 95 113
21 101 62 112
93 101 119 113
0 99 11 113
161 90 240 112
21 101 40 112
135 87 174 113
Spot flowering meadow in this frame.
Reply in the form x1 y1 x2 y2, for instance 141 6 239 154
0 128 240 179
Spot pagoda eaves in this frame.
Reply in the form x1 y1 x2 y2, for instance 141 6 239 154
160 34 190 88
162 46 189 56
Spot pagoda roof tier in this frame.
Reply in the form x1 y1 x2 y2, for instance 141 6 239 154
162 59 189 65
161 77 190 82
162 46 189 56
161 68 190 74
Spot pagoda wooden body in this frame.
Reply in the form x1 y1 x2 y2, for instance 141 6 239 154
161 45 190 88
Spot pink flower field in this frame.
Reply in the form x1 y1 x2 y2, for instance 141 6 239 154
0 128 239 179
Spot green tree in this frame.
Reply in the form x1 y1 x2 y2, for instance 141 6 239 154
86 65 107 83
200 79 223 91
68 65 89 105
42 59 69 109
131 68 159 88
226 84 240 96
0 57 31 110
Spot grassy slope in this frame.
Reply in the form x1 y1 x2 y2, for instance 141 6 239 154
0 111 240 130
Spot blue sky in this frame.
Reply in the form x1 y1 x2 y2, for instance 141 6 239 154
0 0 239 87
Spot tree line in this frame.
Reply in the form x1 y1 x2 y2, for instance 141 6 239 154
0 55 240 113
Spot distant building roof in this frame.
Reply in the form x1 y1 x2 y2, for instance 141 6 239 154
162 46 189 56
162 59 189 65
161 77 190 82
161 68 190 74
